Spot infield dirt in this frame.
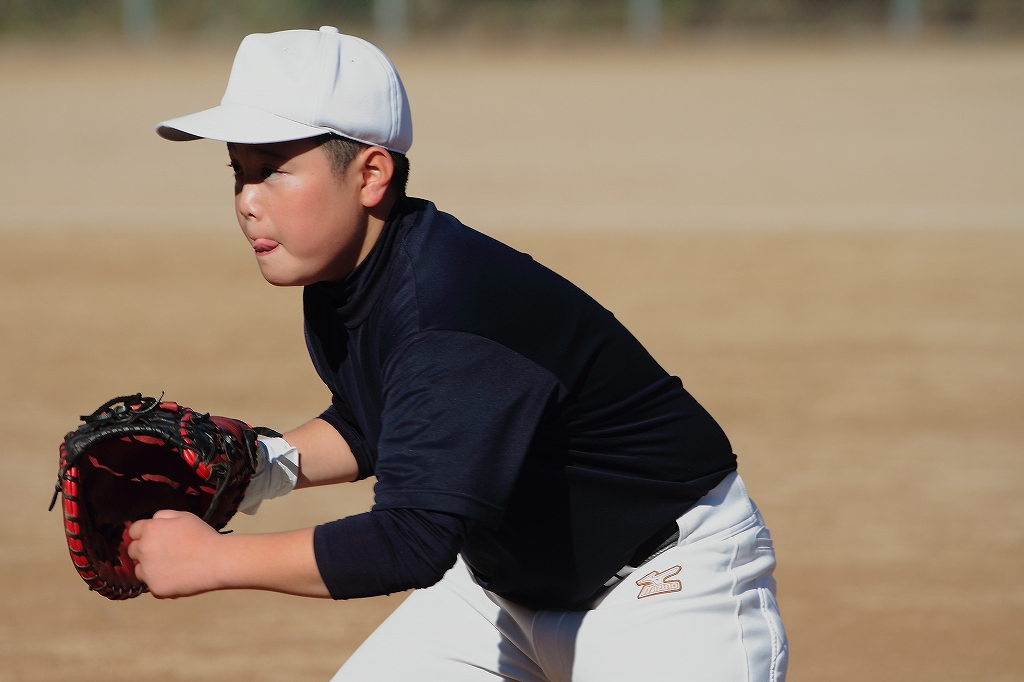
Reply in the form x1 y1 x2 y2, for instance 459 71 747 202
1 39 1022 682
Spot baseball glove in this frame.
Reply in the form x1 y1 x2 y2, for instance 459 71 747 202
48 394 279 600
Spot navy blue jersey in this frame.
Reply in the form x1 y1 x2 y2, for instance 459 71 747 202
306 198 736 608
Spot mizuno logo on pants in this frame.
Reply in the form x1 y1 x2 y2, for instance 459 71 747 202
635 565 682 599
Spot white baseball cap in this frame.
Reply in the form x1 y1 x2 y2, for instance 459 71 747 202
156 26 412 153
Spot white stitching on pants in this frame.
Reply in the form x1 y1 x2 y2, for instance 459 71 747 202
680 510 760 548
758 586 784 682
728 536 752 682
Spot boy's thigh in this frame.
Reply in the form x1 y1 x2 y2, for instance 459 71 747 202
571 499 787 681
572 580 785 682
331 560 549 682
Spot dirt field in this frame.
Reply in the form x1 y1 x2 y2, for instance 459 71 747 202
1 39 1022 681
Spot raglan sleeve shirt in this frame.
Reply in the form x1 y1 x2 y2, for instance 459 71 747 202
306 199 736 605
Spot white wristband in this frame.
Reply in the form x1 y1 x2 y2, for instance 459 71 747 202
239 436 300 515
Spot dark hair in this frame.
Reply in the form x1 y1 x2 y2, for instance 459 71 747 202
319 134 409 198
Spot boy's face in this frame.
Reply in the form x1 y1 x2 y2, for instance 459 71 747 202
228 139 373 286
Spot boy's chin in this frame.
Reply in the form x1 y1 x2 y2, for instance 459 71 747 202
256 262 310 288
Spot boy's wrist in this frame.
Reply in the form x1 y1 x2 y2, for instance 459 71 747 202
209 532 244 592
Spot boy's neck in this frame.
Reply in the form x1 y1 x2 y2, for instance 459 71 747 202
355 193 399 269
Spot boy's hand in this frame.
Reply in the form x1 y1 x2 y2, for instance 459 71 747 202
127 510 224 599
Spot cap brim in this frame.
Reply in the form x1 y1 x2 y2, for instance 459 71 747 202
156 103 333 144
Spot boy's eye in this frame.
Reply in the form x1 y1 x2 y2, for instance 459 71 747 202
224 161 279 179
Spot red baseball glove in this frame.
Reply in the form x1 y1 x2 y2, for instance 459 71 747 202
49 394 277 600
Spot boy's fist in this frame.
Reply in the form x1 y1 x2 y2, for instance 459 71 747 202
127 510 224 598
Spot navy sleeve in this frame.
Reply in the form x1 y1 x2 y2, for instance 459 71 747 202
313 508 467 599
318 398 376 480
373 330 562 526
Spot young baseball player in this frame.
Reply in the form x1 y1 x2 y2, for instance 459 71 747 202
128 27 787 681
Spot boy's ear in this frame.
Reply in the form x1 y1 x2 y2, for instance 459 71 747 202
356 146 395 210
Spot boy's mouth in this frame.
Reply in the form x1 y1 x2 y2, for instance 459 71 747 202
253 238 279 254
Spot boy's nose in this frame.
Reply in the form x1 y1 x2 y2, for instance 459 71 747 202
235 183 261 221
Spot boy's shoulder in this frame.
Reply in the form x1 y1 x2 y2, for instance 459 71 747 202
380 198 638 380
396 198 523 267
395 199 601 326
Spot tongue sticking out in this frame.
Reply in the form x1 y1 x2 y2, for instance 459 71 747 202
253 239 279 254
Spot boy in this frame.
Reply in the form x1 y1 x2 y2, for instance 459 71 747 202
128 27 787 681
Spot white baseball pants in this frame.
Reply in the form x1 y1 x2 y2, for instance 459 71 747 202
332 473 788 682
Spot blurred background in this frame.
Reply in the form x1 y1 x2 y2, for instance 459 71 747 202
2 0 1024 41
1 2 1022 682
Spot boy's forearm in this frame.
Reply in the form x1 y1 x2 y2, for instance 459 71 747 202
215 528 330 597
284 417 361 488
129 511 331 599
